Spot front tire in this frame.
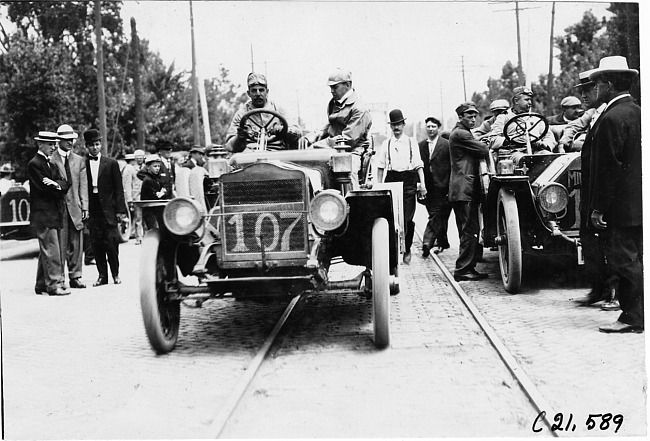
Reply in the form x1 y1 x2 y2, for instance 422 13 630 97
140 229 180 353
372 218 390 347
497 189 522 293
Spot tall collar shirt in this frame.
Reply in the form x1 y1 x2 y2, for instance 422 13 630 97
377 135 423 172
89 153 101 192
589 103 608 129
57 148 69 159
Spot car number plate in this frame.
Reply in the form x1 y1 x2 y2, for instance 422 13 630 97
224 211 305 253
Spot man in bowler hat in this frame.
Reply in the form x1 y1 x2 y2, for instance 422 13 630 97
84 129 127 286
28 131 71 296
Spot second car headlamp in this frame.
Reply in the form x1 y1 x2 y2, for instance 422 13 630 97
163 197 204 235
538 183 569 213
309 189 348 231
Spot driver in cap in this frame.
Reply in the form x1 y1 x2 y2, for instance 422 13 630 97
485 86 556 159
225 72 302 153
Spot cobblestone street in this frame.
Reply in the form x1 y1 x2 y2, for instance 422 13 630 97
0 205 646 438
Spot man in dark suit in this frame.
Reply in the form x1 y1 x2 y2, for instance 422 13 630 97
84 129 127 286
419 116 451 257
51 124 89 289
157 142 175 197
28 131 71 296
448 102 490 282
582 56 642 333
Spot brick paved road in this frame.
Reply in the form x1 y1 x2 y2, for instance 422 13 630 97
1 203 646 439
413 206 646 437
1 240 290 439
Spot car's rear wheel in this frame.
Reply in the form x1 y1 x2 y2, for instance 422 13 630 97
140 229 180 353
372 217 390 347
497 189 522 293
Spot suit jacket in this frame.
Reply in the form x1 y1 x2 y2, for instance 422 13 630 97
27 153 70 229
418 137 450 201
583 95 641 227
51 150 88 230
86 156 126 226
159 157 175 196
448 122 489 202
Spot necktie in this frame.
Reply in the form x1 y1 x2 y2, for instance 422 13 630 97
64 155 72 182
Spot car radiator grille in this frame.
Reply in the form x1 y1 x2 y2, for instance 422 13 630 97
222 179 303 205
221 178 308 257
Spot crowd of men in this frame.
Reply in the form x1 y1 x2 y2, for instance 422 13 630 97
21 55 642 334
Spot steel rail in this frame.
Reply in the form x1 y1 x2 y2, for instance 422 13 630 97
415 229 560 437
208 294 303 438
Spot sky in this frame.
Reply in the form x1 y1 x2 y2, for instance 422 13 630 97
119 0 616 135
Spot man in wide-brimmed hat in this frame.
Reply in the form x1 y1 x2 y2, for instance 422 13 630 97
580 56 642 333
28 131 72 296
50 124 89 289
375 109 427 264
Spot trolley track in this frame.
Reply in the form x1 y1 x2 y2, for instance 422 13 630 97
417 230 559 436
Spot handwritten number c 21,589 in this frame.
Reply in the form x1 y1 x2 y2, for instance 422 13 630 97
532 411 623 433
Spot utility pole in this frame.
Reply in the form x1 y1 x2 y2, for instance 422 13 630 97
250 44 255 72
131 18 144 151
546 2 556 111
461 55 467 101
515 1 526 86
190 0 200 146
94 0 107 155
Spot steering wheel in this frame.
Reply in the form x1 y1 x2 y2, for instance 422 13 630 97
503 113 549 145
239 108 288 146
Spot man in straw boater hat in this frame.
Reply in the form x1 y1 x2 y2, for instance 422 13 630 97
84 129 127 287
50 124 89 290
570 67 618 313
579 56 642 333
28 131 71 296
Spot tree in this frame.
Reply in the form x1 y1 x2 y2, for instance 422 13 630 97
204 66 248 144
606 2 640 102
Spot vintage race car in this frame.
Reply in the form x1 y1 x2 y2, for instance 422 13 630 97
138 109 402 354
0 185 33 239
481 113 582 293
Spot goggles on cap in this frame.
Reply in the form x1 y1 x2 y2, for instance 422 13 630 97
513 87 533 97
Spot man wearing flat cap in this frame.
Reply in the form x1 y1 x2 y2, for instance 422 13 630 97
187 145 209 213
51 124 89 289
548 96 582 126
225 72 302 153
312 67 373 189
486 86 556 158
580 56 642 333
28 131 71 296
556 69 605 153
473 99 510 139
84 128 127 287
448 102 490 282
